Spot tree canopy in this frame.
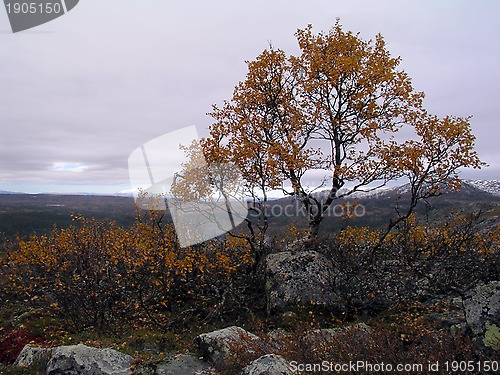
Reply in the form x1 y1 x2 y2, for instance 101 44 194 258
175 21 483 256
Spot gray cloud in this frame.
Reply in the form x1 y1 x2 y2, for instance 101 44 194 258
1 0 499 193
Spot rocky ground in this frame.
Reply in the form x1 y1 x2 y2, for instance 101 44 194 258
5 250 499 375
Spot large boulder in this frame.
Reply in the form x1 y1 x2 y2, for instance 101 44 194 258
194 326 264 365
46 344 133 375
14 344 52 368
155 354 214 375
424 296 467 333
239 354 293 375
265 251 343 314
463 281 500 349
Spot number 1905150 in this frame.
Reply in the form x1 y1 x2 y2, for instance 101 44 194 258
6 2 63 14
444 361 499 372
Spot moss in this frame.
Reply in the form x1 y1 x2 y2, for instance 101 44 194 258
1 355 48 375
483 321 500 350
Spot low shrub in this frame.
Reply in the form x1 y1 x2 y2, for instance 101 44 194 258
217 317 491 374
4 214 257 333
0 327 46 364
321 213 500 317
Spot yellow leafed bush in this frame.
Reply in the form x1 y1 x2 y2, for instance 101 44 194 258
5 214 254 333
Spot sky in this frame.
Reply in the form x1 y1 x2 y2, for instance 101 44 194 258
0 0 499 194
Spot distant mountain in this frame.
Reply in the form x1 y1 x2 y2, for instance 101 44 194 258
114 189 136 197
333 179 500 200
2 179 498 199
0 190 135 197
464 180 500 196
0 190 24 195
261 179 500 235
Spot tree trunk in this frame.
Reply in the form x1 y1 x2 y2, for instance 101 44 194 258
300 215 322 249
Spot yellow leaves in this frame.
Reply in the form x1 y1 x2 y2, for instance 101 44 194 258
334 212 500 260
205 38 315 194
289 224 307 242
398 114 485 190
7 213 257 329
202 23 484 256
338 226 379 249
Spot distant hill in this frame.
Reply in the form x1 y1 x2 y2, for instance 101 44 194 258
0 180 498 240
311 179 500 200
464 180 500 196
0 194 138 239
0 190 22 195
261 180 500 237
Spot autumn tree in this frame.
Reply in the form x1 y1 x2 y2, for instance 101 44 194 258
199 21 483 250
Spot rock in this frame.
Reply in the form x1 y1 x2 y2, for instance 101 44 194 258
14 344 51 367
306 323 370 340
463 281 500 349
10 308 45 325
304 323 372 351
194 326 263 365
46 344 133 375
266 329 288 344
239 354 293 375
483 321 500 350
424 296 467 332
265 251 343 314
156 354 214 375
426 309 467 332
13 344 134 375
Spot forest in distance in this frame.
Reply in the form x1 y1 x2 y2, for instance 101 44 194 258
0 180 498 241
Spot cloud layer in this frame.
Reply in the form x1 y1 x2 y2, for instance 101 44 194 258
1 0 499 193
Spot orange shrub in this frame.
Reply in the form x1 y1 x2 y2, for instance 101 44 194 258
5 214 255 333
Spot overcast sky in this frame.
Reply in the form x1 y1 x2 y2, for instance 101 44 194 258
1 0 499 194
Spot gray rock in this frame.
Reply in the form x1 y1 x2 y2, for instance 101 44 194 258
156 354 214 375
46 344 133 375
463 281 500 349
424 296 466 331
194 326 263 365
265 251 343 314
306 323 370 340
266 329 288 344
10 308 45 325
14 344 51 367
239 354 293 375
426 310 466 330
304 323 372 351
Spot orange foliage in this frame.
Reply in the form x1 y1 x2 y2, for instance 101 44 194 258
5 214 254 332
200 21 483 245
